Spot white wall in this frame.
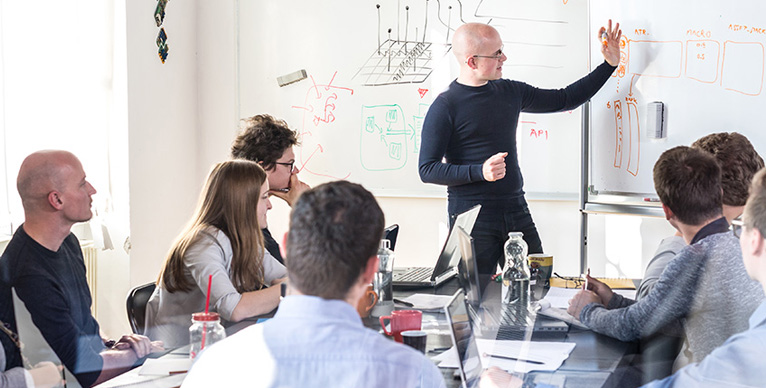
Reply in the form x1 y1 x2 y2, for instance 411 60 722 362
126 0 202 293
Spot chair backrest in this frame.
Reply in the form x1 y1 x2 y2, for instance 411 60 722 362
126 282 156 335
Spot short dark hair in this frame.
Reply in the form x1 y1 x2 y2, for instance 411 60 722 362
692 132 764 207
653 146 722 225
231 114 299 170
745 168 766 237
286 181 384 299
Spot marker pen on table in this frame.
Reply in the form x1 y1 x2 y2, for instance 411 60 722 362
483 352 544 365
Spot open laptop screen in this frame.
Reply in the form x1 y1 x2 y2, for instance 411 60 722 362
383 224 399 251
456 226 482 307
445 290 483 388
431 204 481 281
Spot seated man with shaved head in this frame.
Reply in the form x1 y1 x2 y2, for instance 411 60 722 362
0 150 162 387
419 21 622 275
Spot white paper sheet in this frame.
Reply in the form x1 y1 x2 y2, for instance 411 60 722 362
138 357 192 376
434 339 576 373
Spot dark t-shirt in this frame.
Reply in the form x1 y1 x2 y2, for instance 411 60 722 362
0 226 104 387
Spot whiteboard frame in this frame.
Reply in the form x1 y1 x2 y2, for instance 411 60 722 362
579 1 667 273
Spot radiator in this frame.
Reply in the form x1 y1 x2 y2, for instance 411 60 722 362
80 242 98 316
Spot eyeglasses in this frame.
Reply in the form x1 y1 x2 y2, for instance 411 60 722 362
731 218 745 239
553 273 584 289
472 46 504 60
274 161 294 171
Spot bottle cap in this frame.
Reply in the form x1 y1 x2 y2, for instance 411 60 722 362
192 312 221 322
508 231 524 237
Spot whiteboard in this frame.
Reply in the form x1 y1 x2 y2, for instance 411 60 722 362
238 0 590 197
589 0 766 196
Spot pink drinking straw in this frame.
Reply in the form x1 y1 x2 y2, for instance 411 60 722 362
205 274 212 313
201 274 212 350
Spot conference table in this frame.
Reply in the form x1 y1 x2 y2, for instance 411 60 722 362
96 278 639 388
381 278 639 388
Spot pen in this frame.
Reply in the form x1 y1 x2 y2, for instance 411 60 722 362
601 31 608 46
393 298 414 307
429 346 451 352
483 352 544 365
582 268 590 291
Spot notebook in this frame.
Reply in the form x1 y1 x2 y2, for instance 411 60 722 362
549 276 635 289
392 204 481 288
454 228 569 341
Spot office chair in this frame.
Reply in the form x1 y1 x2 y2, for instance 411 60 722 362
126 282 156 334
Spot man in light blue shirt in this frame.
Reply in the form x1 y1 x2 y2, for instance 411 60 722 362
642 167 766 388
183 181 446 388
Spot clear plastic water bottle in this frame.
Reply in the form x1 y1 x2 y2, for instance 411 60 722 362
189 312 226 359
371 239 394 317
502 232 530 308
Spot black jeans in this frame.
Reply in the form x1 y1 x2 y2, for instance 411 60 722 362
449 198 543 275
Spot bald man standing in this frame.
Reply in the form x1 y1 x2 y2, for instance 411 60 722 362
0 150 162 387
419 21 622 274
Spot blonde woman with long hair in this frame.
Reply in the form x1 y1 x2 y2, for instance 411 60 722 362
144 160 287 347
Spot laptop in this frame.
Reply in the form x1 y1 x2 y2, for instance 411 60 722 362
444 289 483 388
454 227 569 341
383 224 399 251
455 225 483 307
392 204 482 288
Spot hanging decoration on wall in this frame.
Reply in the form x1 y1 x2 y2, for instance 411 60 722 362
154 0 169 63
156 28 169 63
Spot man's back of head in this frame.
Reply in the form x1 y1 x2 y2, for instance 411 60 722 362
286 181 384 300
692 132 764 207
654 146 722 226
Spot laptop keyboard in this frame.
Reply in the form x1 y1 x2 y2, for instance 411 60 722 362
494 305 535 341
393 267 432 282
495 327 526 341
499 305 535 327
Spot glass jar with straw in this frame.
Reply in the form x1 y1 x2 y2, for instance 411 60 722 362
189 274 226 359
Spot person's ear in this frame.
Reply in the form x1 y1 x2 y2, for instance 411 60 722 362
48 192 63 210
466 56 477 69
361 256 379 285
748 228 765 257
281 232 288 260
661 203 674 221
259 160 276 173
